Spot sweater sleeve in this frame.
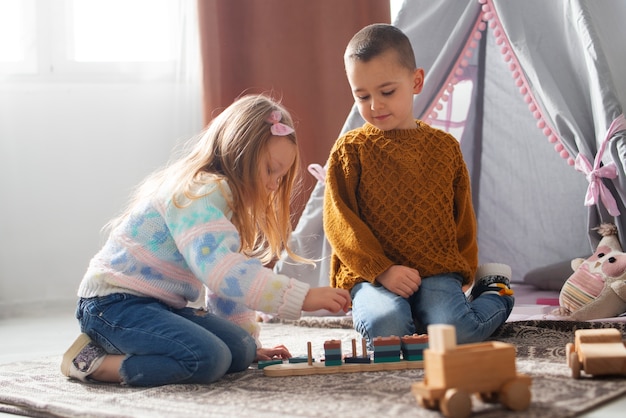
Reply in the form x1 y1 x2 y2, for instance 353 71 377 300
453 160 479 283
323 140 394 284
161 188 310 341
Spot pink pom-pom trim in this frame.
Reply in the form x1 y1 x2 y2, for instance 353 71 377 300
480 0 569 164
421 0 569 167
421 2 487 134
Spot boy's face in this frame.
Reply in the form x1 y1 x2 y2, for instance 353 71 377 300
345 50 424 131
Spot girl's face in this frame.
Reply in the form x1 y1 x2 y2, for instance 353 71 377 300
345 49 424 131
259 136 297 193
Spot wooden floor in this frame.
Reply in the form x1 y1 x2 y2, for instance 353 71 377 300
0 303 624 417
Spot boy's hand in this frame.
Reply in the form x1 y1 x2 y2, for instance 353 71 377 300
376 265 421 298
302 287 351 313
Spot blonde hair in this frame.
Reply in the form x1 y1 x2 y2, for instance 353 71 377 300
108 94 307 265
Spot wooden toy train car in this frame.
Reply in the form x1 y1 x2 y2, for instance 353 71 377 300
566 328 626 379
411 324 531 418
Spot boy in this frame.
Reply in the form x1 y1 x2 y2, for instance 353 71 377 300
323 24 514 346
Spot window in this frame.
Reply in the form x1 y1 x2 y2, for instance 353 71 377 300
0 0 36 74
70 0 176 63
429 80 474 142
0 0 193 81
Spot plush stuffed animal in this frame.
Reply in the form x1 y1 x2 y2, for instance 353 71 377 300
555 223 626 320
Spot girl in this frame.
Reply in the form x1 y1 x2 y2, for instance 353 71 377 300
61 94 351 386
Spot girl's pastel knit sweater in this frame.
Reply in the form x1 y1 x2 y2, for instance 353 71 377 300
78 178 309 343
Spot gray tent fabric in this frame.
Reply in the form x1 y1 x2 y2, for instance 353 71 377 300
274 171 332 288
276 0 626 289
490 0 626 245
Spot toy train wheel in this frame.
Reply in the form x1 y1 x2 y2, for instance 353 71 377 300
477 391 499 403
416 395 438 410
499 378 531 411
440 388 472 418
569 350 581 379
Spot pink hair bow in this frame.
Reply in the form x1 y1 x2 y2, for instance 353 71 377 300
267 110 294 136
574 114 626 216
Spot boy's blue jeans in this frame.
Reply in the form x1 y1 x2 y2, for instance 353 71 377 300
350 273 514 347
76 293 257 386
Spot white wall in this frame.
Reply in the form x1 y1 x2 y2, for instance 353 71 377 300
0 80 201 317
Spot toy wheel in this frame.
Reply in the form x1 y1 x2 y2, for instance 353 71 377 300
500 378 531 411
441 388 472 418
478 391 499 403
569 350 581 379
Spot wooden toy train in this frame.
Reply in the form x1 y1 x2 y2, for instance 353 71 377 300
262 334 428 377
411 324 531 418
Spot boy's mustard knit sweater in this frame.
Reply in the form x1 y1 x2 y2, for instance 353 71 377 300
323 121 478 291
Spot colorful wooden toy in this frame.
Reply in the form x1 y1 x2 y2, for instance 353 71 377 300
344 338 371 364
257 359 283 369
411 324 531 418
373 336 402 363
263 335 427 377
401 334 429 361
566 328 626 379
323 339 343 366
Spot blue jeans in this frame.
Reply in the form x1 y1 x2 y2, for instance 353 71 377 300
76 293 257 386
350 273 514 347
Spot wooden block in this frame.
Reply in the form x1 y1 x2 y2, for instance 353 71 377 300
424 341 518 392
288 356 313 364
257 359 283 369
427 324 456 353
401 334 429 361
344 356 371 364
575 328 621 345
323 339 342 349
373 336 401 346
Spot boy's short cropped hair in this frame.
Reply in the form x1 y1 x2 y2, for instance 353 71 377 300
345 23 416 71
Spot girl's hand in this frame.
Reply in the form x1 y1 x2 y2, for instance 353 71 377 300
302 287 351 313
256 345 291 361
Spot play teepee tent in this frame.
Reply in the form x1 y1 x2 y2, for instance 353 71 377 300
276 0 626 290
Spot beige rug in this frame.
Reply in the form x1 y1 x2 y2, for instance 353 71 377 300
0 319 625 418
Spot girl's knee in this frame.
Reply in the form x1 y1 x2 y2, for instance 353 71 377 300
193 346 233 383
227 335 257 373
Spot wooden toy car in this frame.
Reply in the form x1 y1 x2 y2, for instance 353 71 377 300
566 328 626 379
411 324 531 418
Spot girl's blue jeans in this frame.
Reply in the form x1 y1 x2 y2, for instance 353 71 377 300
350 273 514 347
76 293 257 387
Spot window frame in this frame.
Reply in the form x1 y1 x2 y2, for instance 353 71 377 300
0 0 181 83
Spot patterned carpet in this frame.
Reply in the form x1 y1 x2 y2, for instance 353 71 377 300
0 319 625 418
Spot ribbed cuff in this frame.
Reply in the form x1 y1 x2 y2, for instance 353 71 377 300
475 263 512 280
276 278 310 320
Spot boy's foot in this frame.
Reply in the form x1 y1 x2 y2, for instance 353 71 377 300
469 263 514 301
61 333 107 382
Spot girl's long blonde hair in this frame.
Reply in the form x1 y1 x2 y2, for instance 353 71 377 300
108 94 307 265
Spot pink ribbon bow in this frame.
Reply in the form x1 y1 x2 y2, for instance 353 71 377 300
307 163 326 183
575 114 626 216
267 110 294 136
